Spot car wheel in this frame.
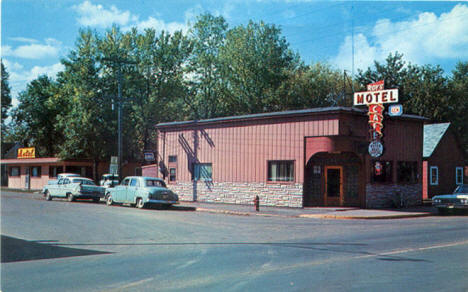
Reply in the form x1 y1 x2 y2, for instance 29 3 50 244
92 197 100 203
67 194 75 202
45 191 52 201
136 198 145 209
106 194 113 206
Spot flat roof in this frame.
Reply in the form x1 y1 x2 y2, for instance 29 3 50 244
0 158 94 165
156 106 428 129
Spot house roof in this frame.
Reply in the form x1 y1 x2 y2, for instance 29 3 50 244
157 106 428 129
423 123 450 158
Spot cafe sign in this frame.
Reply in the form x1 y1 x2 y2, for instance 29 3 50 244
18 147 35 159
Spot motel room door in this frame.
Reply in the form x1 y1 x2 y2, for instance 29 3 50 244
325 166 343 206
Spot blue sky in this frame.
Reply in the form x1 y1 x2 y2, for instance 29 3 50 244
2 1 468 107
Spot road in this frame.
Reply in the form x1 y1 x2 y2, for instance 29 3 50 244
1 191 467 292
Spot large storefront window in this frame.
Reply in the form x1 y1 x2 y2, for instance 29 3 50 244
268 161 294 182
31 166 41 177
371 161 392 183
397 161 418 184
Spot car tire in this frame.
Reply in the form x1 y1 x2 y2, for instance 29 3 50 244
136 198 145 209
45 191 52 201
67 194 75 202
106 194 113 206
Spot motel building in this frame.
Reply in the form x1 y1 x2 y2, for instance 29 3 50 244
150 106 428 208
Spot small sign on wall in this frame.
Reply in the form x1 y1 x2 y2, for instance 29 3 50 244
17 147 35 159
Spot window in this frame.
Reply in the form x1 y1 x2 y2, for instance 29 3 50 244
31 166 41 177
268 161 294 182
169 168 176 182
371 161 393 183
169 155 177 163
49 166 63 178
456 167 464 185
146 179 166 187
397 161 418 184
430 166 438 185
9 167 20 177
122 178 130 186
130 178 139 187
193 163 212 181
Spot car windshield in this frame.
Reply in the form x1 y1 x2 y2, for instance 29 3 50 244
454 185 468 194
72 179 96 185
145 179 166 188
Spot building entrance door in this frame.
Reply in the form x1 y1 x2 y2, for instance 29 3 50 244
325 166 343 206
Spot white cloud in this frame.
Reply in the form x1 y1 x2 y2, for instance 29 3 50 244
131 16 188 34
73 0 138 28
2 39 61 59
9 37 39 43
332 4 468 71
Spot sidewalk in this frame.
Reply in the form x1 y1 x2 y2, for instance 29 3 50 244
178 201 436 220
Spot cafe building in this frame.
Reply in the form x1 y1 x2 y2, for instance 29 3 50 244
153 107 427 208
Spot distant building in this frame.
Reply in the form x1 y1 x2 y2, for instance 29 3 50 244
150 107 427 208
422 123 465 198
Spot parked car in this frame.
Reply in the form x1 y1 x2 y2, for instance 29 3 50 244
44 177 105 202
432 184 468 214
100 173 120 189
42 173 81 195
105 176 179 209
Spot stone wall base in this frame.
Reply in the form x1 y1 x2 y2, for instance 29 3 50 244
168 181 303 208
366 184 422 208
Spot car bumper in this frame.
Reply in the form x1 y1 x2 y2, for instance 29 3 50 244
76 192 103 199
147 199 179 205
433 203 468 209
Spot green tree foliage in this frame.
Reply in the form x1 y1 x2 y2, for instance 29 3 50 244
1 60 12 139
10 75 62 156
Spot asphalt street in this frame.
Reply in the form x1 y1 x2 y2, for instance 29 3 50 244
1 191 467 292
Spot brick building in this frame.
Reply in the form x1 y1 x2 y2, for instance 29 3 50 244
151 107 427 208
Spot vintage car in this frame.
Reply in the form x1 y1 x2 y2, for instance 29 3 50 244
105 176 179 209
432 184 468 214
44 177 105 202
100 173 120 189
42 173 80 195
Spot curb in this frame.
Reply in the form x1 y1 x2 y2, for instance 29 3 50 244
298 213 433 220
196 207 293 218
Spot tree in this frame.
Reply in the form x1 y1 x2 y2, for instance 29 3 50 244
220 20 300 115
449 62 468 159
10 75 62 156
1 60 12 139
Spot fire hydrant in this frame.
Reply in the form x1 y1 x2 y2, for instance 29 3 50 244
254 195 260 212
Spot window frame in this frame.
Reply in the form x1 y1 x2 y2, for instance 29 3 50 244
168 155 177 163
169 168 177 182
9 166 20 177
31 166 42 177
455 167 464 185
430 166 439 186
192 163 213 182
49 166 64 178
370 160 393 184
267 160 295 183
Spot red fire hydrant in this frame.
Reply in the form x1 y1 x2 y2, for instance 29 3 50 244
254 195 260 212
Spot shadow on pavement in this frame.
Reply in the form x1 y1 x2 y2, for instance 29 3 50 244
1 235 111 263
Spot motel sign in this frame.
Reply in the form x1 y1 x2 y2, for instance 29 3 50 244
353 89 399 105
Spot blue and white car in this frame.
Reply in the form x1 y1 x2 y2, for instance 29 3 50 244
105 176 179 209
432 184 468 214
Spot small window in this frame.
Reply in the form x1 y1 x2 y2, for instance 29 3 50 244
58 179 64 185
31 166 42 177
397 161 418 184
371 161 393 183
9 167 20 177
268 161 294 182
130 178 139 187
63 178 70 184
430 166 438 185
456 167 464 185
122 178 130 186
193 163 212 181
169 168 176 182
169 156 177 163
49 166 63 178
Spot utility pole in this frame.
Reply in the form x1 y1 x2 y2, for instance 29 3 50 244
102 56 136 179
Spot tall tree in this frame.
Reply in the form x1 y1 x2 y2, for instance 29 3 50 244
449 62 468 159
1 60 12 139
10 75 62 156
220 20 300 115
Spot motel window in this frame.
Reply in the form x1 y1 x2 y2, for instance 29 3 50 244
456 167 464 185
193 163 212 181
169 155 177 163
169 168 176 182
430 166 439 186
268 161 294 182
49 166 64 178
397 161 418 184
371 161 392 183
9 167 20 177
31 166 41 177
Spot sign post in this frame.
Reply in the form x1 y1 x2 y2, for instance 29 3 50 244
353 81 399 157
109 156 119 176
